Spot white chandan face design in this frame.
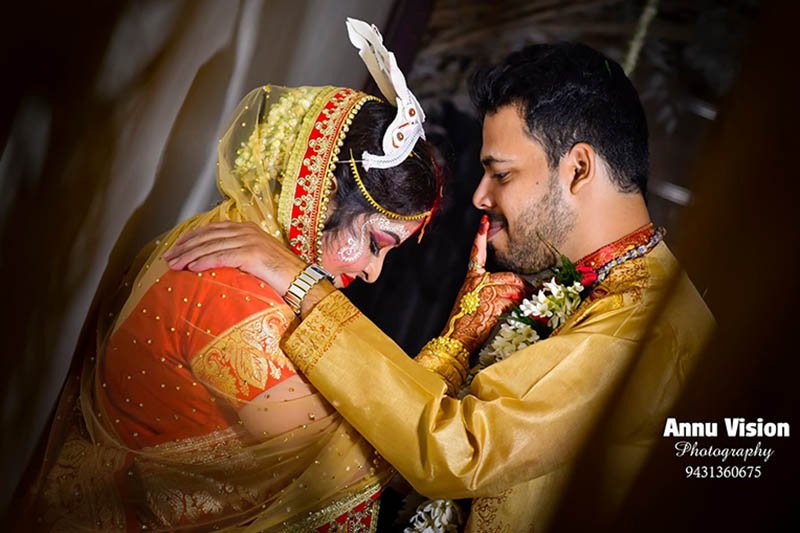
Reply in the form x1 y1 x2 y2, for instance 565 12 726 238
320 213 422 288
337 215 411 263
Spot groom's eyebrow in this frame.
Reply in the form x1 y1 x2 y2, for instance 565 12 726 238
480 155 512 167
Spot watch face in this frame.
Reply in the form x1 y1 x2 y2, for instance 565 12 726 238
312 264 334 281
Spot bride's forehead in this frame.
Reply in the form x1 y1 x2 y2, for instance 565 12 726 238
333 214 418 243
370 216 413 236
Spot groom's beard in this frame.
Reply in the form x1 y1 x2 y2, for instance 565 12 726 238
491 173 575 274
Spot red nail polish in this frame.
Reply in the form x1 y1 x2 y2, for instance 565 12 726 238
479 215 489 235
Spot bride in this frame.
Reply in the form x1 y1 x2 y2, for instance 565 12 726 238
17 19 443 532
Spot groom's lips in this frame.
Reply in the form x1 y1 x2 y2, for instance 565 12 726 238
340 274 355 288
487 219 505 240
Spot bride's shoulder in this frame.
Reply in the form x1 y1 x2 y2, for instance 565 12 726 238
161 267 285 304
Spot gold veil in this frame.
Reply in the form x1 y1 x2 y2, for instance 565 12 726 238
21 86 393 531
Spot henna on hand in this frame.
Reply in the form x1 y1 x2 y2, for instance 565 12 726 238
446 272 529 354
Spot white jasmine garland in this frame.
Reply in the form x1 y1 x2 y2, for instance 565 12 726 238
540 278 584 329
520 294 550 319
404 499 463 533
477 276 585 370
478 322 539 367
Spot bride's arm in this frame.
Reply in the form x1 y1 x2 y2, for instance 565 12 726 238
238 374 336 438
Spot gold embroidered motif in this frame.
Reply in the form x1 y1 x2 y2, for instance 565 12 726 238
138 428 263 527
599 254 649 305
285 292 361 375
38 423 129 531
553 256 651 336
282 480 381 532
468 490 513 533
190 308 292 400
143 478 260 527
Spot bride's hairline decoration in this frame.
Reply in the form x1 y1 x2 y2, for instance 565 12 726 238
345 150 430 222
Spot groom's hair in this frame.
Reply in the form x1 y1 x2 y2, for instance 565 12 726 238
470 42 649 195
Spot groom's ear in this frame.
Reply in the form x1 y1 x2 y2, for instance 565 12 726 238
330 176 338 193
563 142 596 195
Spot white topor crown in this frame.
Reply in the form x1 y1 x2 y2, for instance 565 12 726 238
346 18 426 171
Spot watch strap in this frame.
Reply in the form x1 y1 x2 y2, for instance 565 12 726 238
284 264 332 315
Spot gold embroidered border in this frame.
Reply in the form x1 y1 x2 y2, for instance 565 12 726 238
552 255 651 337
38 425 129 531
284 291 361 375
576 223 655 269
366 497 381 532
141 427 254 468
309 92 378 263
281 480 381 532
190 307 293 401
278 86 336 239
277 87 377 263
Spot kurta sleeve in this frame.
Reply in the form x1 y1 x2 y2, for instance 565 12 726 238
283 291 650 499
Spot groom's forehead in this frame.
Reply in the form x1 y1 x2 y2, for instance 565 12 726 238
482 106 533 140
481 110 544 163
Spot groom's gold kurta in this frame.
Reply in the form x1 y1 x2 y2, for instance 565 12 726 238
283 241 714 531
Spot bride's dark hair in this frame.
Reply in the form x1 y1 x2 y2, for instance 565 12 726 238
324 100 441 232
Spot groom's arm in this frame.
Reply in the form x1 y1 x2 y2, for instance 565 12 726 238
283 291 643 499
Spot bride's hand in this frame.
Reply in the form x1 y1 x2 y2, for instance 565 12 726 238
445 215 529 353
163 221 306 295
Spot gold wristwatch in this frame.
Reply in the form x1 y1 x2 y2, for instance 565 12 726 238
283 264 333 315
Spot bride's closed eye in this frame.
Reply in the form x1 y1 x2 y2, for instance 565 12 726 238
369 234 380 256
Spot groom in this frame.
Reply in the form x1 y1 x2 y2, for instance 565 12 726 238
169 43 714 530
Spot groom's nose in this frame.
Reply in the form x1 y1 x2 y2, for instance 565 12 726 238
472 174 495 211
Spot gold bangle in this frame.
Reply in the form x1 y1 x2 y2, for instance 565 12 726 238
423 337 469 379
416 273 490 393
416 336 470 394
416 354 461 394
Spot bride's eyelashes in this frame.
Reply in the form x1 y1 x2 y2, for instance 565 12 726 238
369 234 380 256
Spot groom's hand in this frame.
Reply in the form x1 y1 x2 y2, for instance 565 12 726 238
446 216 529 354
163 221 306 296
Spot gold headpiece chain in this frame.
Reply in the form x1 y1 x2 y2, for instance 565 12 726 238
347 150 430 222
